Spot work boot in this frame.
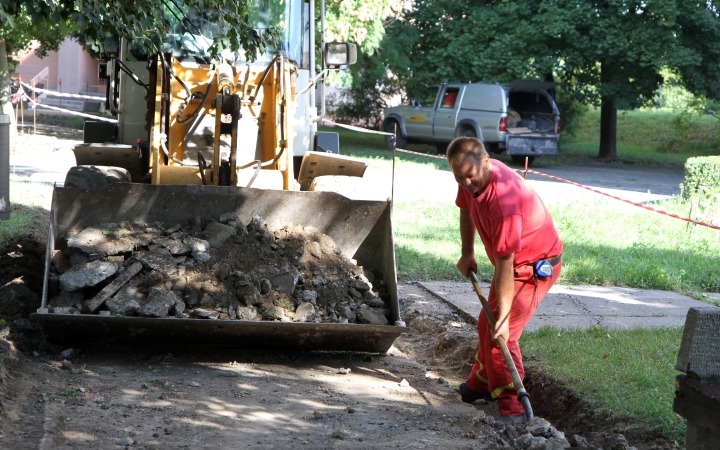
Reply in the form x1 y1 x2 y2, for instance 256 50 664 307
495 414 528 426
454 383 495 403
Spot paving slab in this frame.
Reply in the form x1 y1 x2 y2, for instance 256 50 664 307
418 281 718 330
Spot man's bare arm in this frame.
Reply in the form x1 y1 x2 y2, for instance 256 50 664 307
492 253 514 343
456 208 478 277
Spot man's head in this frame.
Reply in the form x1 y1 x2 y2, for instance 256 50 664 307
446 137 493 196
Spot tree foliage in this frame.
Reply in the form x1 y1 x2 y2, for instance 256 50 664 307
381 0 720 159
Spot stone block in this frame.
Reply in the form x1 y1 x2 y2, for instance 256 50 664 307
236 306 258 321
193 308 219 319
138 288 177 318
59 260 119 291
154 237 190 255
204 222 236 248
676 307 720 379
135 248 178 273
293 302 315 322
106 297 141 316
356 307 389 326
85 262 142 313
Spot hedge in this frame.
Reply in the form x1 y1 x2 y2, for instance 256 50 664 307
681 156 720 199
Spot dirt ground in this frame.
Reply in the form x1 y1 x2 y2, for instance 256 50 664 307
0 258 677 449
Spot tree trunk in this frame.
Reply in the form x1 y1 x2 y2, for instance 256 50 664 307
598 96 617 159
0 36 18 147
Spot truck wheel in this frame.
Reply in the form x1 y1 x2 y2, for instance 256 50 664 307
384 122 408 151
459 128 476 138
510 156 535 167
435 143 448 155
64 165 132 189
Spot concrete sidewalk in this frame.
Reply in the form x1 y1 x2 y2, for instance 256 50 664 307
418 281 718 330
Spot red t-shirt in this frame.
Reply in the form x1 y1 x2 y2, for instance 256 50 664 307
455 160 562 267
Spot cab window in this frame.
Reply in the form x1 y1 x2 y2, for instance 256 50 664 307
440 87 460 109
418 86 439 107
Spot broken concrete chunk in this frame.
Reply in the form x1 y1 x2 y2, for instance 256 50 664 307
237 286 262 306
366 297 385 308
351 279 372 293
135 248 178 273
50 290 85 308
59 260 119 292
106 297 141 316
204 222 236 248
154 237 190 255
262 305 286 321
526 417 552 437
171 298 186 318
193 308 219 319
138 288 178 318
301 290 318 305
164 224 182 234
85 262 143 313
236 306 258 321
193 251 211 262
293 302 315 322
356 307 389 326
183 236 210 253
260 279 272 295
269 271 299 295
219 212 240 224
67 224 154 256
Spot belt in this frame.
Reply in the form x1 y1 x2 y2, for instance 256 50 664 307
527 254 562 267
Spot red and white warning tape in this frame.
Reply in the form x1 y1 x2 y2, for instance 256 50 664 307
321 118 720 231
21 82 105 100
15 86 118 123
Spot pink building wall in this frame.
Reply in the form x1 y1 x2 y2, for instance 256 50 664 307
14 38 104 94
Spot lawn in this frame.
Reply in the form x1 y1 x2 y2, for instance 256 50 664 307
521 326 686 440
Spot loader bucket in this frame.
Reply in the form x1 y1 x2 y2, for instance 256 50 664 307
31 183 403 352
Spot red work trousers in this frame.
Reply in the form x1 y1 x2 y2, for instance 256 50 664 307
465 262 561 416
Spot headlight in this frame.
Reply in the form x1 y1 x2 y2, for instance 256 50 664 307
325 43 357 68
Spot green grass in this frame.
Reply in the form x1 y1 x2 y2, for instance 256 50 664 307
521 327 686 440
0 182 52 245
393 198 720 294
559 109 720 167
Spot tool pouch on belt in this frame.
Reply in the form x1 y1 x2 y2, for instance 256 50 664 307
533 260 553 277
533 254 561 278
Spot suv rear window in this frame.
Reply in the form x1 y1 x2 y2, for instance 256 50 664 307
509 91 553 113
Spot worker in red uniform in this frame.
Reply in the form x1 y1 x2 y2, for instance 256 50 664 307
447 137 563 425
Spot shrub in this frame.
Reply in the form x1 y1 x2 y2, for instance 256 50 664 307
681 156 720 198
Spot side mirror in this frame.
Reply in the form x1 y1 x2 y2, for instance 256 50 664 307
324 42 357 68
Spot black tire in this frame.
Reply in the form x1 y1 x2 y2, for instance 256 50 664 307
63 165 131 189
486 143 504 155
384 121 408 151
435 143 448 155
510 155 536 167
458 128 476 138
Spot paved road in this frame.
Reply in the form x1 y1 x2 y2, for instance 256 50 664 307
360 162 683 204
418 281 717 330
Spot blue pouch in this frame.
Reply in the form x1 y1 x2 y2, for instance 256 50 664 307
534 259 553 277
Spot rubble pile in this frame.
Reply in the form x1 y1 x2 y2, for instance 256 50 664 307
46 214 391 325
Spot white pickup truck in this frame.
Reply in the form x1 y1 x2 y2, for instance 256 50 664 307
381 81 561 164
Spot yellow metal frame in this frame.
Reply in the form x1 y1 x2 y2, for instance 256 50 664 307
149 56 295 188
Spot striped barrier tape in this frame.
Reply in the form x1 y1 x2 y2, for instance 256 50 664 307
17 86 118 123
21 82 105 101
321 118 720 231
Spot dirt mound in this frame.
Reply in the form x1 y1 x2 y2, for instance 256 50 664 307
0 237 45 320
46 214 392 324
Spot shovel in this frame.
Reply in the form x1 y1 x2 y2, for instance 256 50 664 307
469 271 534 419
